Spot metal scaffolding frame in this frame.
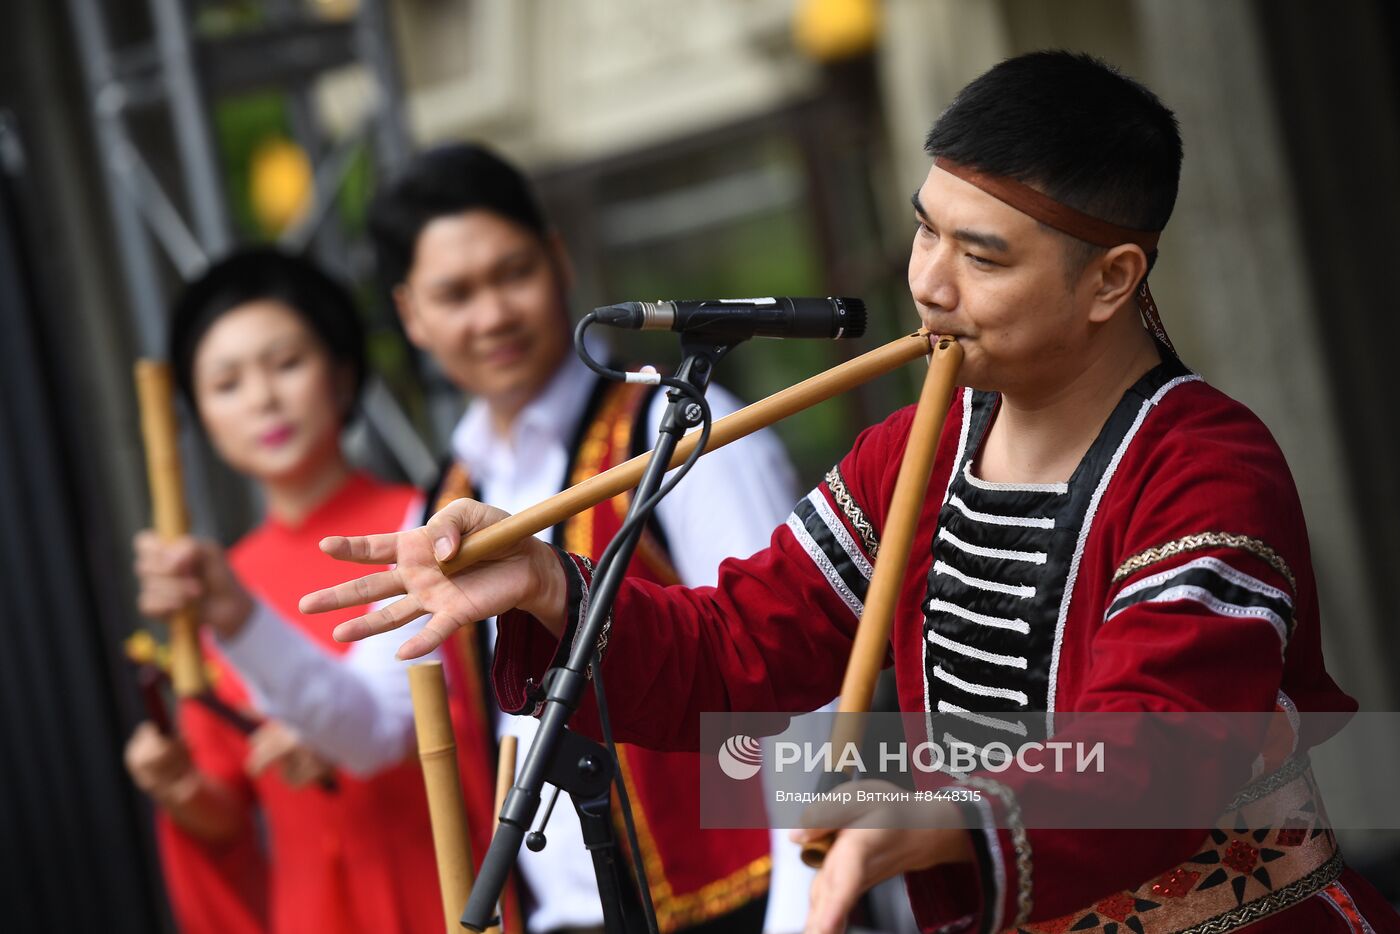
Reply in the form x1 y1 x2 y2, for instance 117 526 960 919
64 0 436 514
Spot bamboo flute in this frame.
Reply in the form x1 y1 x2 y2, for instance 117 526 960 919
800 335 964 867
493 736 517 832
410 661 476 934
134 360 206 698
439 331 936 576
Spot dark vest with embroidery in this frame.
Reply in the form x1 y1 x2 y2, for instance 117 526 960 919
434 376 771 933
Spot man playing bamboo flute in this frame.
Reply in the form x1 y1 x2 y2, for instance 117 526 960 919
302 53 1400 934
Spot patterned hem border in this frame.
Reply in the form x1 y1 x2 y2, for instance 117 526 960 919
1175 851 1344 934
654 856 772 931
613 746 771 932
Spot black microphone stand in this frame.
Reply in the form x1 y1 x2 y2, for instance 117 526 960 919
460 335 736 933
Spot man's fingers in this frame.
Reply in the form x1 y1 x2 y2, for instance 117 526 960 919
425 504 466 562
331 595 424 642
806 870 861 934
805 836 867 934
319 531 401 565
799 797 868 834
789 827 832 846
424 498 509 562
300 568 405 616
394 615 458 661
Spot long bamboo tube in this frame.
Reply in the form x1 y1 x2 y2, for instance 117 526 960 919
439 331 935 576
410 661 475 934
134 360 206 698
800 336 963 868
493 735 517 828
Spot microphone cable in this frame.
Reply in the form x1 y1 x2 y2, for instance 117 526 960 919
565 311 717 934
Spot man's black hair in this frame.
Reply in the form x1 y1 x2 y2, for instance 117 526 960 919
924 51 1182 238
169 246 366 419
368 142 549 289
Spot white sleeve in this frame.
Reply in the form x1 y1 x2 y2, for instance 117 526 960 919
215 493 439 777
217 599 438 776
646 382 799 587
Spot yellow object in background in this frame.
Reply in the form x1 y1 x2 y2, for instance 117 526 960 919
125 629 158 665
124 628 221 684
310 0 358 21
250 137 314 235
794 0 880 62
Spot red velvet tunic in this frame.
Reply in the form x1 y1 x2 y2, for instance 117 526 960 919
157 473 445 934
493 358 1400 934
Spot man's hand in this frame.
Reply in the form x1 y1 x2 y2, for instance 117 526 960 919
790 780 973 934
299 497 569 660
133 531 253 638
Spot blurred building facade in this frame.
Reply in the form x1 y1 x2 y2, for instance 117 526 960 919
1 0 1397 929
385 0 1400 710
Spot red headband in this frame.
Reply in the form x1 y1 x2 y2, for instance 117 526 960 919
933 156 1174 352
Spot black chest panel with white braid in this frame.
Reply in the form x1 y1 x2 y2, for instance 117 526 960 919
921 356 1190 750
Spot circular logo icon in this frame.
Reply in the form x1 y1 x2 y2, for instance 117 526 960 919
717 734 763 781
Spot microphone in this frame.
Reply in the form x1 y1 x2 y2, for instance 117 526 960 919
593 296 867 341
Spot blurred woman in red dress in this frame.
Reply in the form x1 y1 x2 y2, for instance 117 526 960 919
123 248 439 934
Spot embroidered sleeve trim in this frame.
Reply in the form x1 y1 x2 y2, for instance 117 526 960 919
954 794 1006 933
1112 532 1297 594
785 491 873 620
572 555 612 678
960 775 1033 929
1105 554 1295 645
824 465 879 559
786 514 865 619
503 550 610 717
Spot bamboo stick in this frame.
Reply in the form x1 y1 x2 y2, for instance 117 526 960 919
410 661 475 934
134 360 206 697
439 331 935 576
493 736 517 829
800 336 963 867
